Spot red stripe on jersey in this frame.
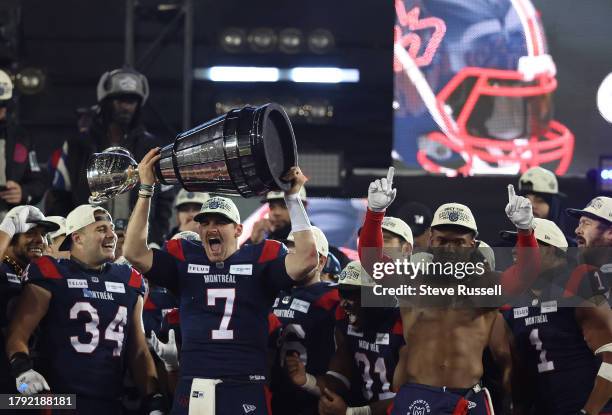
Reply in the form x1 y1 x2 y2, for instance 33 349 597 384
143 296 157 311
268 313 282 335
166 308 180 325
335 305 346 321
258 240 281 263
35 257 62 279
264 385 273 415
166 239 186 261
392 318 403 335
499 304 512 311
563 264 598 298
386 401 394 415
313 289 340 311
128 268 143 288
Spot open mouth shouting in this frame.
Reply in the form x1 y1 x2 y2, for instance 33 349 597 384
206 233 223 257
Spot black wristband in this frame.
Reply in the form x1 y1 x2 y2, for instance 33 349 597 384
9 352 33 378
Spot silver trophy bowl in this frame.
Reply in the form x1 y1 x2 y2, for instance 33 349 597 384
86 103 298 202
87 147 140 204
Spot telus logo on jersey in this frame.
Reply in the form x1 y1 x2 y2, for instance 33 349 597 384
67 279 88 289
188 264 210 274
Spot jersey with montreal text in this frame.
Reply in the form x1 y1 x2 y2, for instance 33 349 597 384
0 260 23 393
336 307 404 405
503 264 612 414
269 282 341 414
24 256 145 400
146 238 293 380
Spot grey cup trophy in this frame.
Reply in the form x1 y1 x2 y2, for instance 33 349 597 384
87 103 298 203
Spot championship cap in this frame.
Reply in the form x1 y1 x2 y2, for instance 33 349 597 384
337 261 375 288
382 217 413 246
0 70 13 101
59 205 113 250
261 187 307 203
431 203 478 236
518 166 564 196
45 216 66 240
287 226 329 257
476 240 496 271
566 196 612 226
174 189 210 208
500 217 568 252
194 196 240 224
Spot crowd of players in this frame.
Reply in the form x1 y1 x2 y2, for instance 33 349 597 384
0 153 611 415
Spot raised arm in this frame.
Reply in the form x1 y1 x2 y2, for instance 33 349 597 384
124 148 161 273
358 167 396 275
499 185 540 295
282 166 318 281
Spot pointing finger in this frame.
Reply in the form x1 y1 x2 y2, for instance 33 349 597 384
386 166 395 188
507 184 515 202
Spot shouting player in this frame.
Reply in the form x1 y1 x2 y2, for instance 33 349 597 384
124 148 318 414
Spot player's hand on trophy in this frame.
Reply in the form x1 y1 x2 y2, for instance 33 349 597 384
138 147 162 186
15 369 50 395
0 205 45 238
319 388 348 415
368 166 397 212
282 166 307 196
505 184 534 230
250 218 272 244
285 351 307 386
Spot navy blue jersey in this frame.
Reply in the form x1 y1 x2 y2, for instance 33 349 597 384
503 264 612 414
146 238 293 379
269 282 341 414
0 260 23 393
143 284 178 337
24 256 145 400
336 307 404 405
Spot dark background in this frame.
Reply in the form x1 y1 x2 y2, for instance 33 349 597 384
0 0 610 238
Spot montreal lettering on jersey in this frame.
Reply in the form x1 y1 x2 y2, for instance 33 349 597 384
274 309 295 319
203 274 236 284
82 288 115 301
524 314 548 327
358 339 380 353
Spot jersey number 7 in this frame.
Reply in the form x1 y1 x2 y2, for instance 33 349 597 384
207 288 235 340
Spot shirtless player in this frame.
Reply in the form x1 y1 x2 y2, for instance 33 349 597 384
358 168 539 414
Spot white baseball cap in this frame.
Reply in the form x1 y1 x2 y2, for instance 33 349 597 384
287 226 329 257
382 217 413 246
518 166 564 196
45 216 66 240
337 260 375 288
0 70 13 101
59 205 112 250
500 217 568 252
566 196 612 226
174 189 210 208
171 230 201 242
262 187 307 203
431 203 478 236
194 196 240 224
476 240 496 270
